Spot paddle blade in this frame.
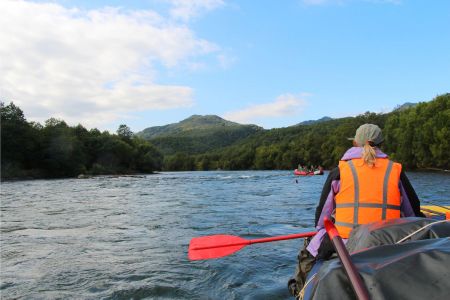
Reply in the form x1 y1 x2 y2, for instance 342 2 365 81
188 235 249 260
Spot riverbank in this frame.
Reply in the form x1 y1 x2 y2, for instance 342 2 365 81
421 167 450 172
4 166 449 182
0 169 158 182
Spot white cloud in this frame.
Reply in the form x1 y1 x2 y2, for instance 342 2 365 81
223 93 308 124
168 0 225 21
0 0 220 129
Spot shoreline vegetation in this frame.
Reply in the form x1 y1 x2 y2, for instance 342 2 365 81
2 173 151 182
1 94 449 181
2 168 448 183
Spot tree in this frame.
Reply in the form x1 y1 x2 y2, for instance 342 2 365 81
1 102 26 123
132 138 163 172
117 124 133 143
1 102 39 177
39 119 86 177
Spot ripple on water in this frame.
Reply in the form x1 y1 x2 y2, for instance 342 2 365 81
1 170 448 299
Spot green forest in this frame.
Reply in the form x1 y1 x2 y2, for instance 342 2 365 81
1 94 449 179
161 94 449 171
138 115 263 156
1 103 162 179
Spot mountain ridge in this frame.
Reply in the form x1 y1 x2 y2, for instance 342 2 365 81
137 114 264 155
137 114 262 140
135 100 426 156
297 116 333 126
393 102 418 111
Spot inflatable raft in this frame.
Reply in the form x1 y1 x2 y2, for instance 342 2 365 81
294 169 324 176
299 206 450 300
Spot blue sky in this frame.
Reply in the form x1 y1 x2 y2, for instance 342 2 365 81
1 0 449 132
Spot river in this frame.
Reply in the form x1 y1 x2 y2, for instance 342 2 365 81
1 171 449 299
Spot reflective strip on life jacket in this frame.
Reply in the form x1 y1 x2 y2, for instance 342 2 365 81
382 160 395 219
335 158 401 238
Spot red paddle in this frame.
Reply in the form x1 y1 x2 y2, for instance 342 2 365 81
324 217 370 300
188 231 317 260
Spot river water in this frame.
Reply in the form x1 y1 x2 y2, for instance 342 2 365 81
1 171 449 299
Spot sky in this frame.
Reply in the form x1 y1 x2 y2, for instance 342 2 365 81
1 0 449 132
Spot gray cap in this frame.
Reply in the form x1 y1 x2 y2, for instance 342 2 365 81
348 123 384 146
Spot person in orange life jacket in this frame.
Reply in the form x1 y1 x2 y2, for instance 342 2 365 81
288 124 424 298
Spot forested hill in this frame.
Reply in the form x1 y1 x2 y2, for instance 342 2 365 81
136 115 264 155
162 94 449 171
393 102 418 111
296 116 333 126
1 94 448 179
137 115 262 139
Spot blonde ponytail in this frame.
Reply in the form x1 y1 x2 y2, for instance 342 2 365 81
362 143 376 167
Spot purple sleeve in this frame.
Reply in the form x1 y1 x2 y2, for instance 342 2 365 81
306 229 327 257
399 181 415 217
306 180 340 257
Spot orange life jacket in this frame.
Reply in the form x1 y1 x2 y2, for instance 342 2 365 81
335 158 402 238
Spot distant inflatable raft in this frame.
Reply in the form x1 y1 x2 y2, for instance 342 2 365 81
294 169 323 176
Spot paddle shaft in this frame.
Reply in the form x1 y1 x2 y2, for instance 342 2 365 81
331 235 370 300
249 231 317 244
325 218 370 300
192 231 317 251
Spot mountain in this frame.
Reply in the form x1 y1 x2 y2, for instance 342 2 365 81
137 115 264 155
176 94 449 171
393 102 418 112
297 116 333 126
135 97 443 162
137 115 260 139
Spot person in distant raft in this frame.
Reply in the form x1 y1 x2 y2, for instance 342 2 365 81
288 123 424 299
